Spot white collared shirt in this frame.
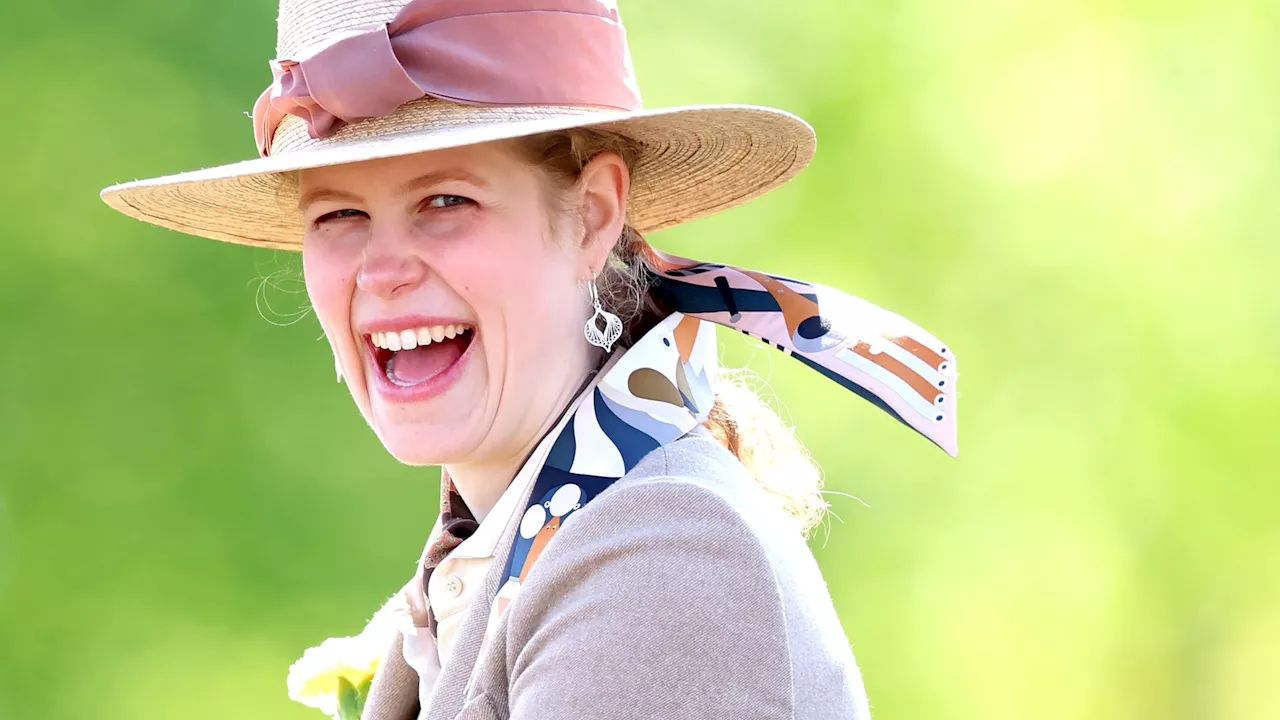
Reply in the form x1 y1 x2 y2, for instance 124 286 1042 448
399 379 601 694
426 455 539 667
401 434 560 679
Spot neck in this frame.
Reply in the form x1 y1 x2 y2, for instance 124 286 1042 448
443 352 602 522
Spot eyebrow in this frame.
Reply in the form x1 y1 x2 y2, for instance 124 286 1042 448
297 167 494 211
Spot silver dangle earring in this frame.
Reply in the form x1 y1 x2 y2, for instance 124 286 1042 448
584 277 622 353
334 354 344 384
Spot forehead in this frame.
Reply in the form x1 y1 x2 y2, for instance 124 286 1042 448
297 140 526 194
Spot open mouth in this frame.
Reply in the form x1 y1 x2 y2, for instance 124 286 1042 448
368 323 475 389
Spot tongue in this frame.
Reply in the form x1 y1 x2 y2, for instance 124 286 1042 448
387 338 465 385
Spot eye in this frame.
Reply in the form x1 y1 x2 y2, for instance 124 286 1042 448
313 208 368 226
424 194 474 209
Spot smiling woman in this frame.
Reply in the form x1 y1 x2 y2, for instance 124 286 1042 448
298 144 602 490
98 1 958 718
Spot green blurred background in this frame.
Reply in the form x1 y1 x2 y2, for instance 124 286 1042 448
2 0 1277 718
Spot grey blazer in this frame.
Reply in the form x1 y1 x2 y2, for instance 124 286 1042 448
363 428 871 719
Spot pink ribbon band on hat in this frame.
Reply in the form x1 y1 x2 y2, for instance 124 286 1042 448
252 0 641 156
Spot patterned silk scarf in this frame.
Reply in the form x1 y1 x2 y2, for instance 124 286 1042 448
416 239 959 639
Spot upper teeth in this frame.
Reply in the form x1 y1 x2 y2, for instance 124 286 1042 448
371 325 470 351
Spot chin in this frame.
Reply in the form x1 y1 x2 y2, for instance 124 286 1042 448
374 423 477 466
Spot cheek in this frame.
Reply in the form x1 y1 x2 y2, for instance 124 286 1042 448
480 232 578 315
302 239 359 336
495 263 582 366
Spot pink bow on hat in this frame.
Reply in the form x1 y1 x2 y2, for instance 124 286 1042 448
251 0 643 156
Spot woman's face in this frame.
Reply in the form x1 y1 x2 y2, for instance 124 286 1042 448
299 142 623 468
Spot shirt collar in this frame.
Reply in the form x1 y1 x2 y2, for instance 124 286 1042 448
441 384 591 561
446 454 541 560
427 363 601 561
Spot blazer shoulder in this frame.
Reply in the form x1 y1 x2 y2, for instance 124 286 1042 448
560 431 783 568
537 427 816 607
500 432 800 719
498 429 869 720
606 426 804 540
619 426 748 491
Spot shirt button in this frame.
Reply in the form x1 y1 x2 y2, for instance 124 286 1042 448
441 575 463 598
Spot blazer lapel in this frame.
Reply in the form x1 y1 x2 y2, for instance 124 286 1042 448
363 631 422 720
423 496 523 720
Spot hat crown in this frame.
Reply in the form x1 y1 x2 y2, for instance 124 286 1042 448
276 0 404 58
274 0 623 59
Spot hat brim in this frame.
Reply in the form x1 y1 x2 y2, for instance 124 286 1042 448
100 100 816 251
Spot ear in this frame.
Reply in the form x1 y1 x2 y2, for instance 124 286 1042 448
575 151 631 277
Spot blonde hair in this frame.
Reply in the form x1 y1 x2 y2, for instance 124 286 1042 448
516 129 828 535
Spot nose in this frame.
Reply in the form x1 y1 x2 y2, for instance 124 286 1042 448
356 229 429 299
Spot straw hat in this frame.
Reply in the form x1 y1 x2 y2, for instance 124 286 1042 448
99 0 817 250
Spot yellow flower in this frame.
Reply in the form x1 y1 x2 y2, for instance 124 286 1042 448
287 595 410 718
287 634 380 718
